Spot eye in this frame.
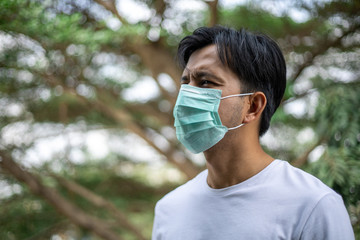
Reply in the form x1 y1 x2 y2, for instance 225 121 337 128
200 80 212 87
180 76 189 84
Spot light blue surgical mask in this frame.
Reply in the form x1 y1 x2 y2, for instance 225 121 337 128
173 84 253 153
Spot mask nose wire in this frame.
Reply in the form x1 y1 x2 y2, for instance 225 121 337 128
219 93 254 130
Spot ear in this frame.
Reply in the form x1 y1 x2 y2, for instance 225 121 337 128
243 92 267 124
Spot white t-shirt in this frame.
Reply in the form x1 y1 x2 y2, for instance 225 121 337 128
152 160 354 240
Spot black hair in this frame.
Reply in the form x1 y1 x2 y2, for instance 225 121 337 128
177 26 286 136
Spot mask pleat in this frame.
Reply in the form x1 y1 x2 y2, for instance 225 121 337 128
176 121 215 134
176 97 218 112
174 112 213 126
177 126 227 153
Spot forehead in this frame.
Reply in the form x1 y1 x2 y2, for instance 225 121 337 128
185 44 220 72
183 45 239 82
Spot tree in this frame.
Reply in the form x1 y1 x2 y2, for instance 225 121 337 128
0 0 359 239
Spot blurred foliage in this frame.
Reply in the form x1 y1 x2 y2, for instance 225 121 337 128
305 81 360 234
0 0 359 239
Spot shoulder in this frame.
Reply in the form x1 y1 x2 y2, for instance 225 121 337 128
273 160 336 197
270 160 342 219
300 192 354 239
272 160 354 238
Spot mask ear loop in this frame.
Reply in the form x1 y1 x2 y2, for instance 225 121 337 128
220 92 254 131
220 93 253 100
228 123 245 131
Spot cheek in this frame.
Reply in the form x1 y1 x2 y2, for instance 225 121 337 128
217 101 227 124
218 99 244 126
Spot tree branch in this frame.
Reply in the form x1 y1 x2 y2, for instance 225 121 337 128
281 89 317 107
125 102 173 126
0 151 122 240
51 174 147 240
291 136 326 168
93 0 129 25
152 0 167 16
289 23 360 85
205 0 219 27
127 43 182 91
282 75 360 106
24 221 69 240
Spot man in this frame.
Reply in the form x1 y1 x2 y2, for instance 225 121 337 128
152 26 354 240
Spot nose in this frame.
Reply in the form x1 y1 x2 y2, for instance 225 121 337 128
181 76 197 87
188 79 197 87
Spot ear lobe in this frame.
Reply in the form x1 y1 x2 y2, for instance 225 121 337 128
243 92 267 124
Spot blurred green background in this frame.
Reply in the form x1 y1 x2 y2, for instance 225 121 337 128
0 0 359 239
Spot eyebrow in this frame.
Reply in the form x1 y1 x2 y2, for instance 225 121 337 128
181 68 224 83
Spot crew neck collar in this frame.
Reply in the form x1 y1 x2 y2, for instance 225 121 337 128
202 159 281 195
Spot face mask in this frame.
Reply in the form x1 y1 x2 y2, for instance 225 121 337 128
173 84 253 154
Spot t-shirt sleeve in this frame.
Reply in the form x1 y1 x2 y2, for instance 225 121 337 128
152 202 163 240
300 193 355 240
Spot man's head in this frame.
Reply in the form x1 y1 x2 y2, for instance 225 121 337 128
177 26 286 137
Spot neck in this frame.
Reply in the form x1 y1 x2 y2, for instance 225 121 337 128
204 130 274 189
